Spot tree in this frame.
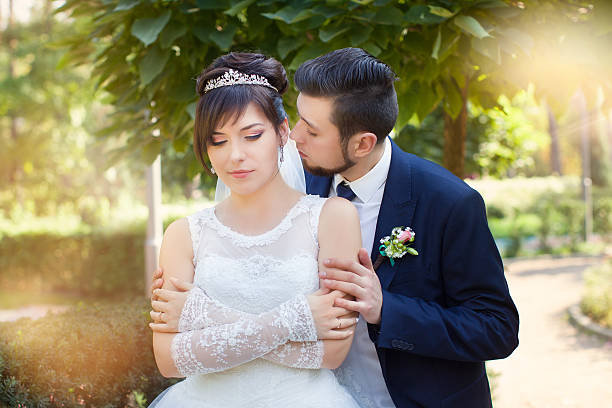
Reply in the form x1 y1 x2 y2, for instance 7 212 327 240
0 0 143 222
57 0 544 179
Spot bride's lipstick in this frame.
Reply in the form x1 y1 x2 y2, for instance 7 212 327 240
229 170 253 179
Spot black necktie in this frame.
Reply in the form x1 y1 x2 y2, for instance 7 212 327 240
336 182 356 201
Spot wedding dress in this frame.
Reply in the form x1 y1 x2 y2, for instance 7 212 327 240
150 195 360 407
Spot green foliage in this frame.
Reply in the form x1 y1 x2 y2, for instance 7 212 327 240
0 232 144 296
0 2 148 221
470 177 612 256
0 300 177 407
55 0 533 172
581 260 612 329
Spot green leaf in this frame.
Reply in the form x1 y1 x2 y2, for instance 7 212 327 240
441 78 463 119
348 24 373 46
432 29 442 60
141 138 162 165
416 82 441 121
362 41 381 57
114 0 141 11
472 37 500 64
277 36 305 59
454 15 490 39
224 0 257 17
428 6 454 18
311 5 344 19
497 27 533 56
195 0 230 10
319 26 350 43
262 7 315 24
289 42 329 71
186 101 197 120
192 26 214 43
131 11 172 46
169 78 196 102
407 248 418 255
209 24 237 51
172 135 190 153
159 23 188 49
374 6 403 26
404 5 446 25
396 81 419 129
139 46 170 86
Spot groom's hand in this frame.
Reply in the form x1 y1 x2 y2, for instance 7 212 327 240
320 248 383 325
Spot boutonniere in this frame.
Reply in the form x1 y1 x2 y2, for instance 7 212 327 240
373 226 418 269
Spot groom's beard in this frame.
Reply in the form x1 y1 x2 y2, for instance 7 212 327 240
301 145 356 177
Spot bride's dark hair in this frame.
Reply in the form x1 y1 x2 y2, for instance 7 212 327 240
193 53 289 173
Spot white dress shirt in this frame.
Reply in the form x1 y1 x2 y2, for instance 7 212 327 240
331 138 396 408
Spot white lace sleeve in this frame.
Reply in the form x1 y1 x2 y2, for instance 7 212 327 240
176 287 323 370
262 341 324 369
171 288 318 376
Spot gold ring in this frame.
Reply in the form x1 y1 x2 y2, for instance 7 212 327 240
159 312 164 321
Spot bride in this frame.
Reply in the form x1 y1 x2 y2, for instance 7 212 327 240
147 52 362 407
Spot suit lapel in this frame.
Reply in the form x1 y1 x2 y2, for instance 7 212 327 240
371 141 417 290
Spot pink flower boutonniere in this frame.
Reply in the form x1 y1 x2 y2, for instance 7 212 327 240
374 226 418 269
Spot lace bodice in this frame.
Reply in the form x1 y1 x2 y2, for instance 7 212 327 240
188 194 324 312
170 195 328 376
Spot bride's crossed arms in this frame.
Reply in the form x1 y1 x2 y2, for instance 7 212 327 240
150 196 361 378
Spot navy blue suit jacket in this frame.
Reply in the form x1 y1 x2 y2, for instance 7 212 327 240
306 140 519 408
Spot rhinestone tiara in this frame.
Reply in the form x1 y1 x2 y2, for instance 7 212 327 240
204 69 278 93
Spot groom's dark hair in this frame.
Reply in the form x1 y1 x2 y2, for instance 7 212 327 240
294 47 398 144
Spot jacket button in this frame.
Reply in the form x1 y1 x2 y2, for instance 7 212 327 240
391 339 411 350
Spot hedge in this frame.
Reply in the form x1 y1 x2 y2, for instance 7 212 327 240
581 260 612 330
0 232 144 297
0 299 177 407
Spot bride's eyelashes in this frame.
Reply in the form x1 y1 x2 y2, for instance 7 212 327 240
210 139 227 146
245 133 263 140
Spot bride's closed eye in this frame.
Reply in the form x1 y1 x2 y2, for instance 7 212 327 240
245 133 262 140
210 139 227 146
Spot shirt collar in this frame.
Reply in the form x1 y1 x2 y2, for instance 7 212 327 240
333 137 392 203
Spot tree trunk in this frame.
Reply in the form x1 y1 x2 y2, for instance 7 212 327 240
442 80 469 179
576 89 593 242
8 0 21 189
608 109 612 166
547 104 562 175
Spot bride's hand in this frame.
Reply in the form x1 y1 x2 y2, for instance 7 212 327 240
149 277 194 333
307 289 358 340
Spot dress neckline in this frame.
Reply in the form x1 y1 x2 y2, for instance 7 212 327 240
210 194 312 241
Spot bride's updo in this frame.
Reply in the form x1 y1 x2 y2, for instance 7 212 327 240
193 53 289 172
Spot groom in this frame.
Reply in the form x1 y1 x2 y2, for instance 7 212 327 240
288 47 518 408
152 48 519 407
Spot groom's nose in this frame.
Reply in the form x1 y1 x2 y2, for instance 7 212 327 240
289 120 303 143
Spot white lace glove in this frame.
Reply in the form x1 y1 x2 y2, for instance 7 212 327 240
171 287 322 376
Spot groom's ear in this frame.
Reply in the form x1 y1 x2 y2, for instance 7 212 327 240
352 132 378 158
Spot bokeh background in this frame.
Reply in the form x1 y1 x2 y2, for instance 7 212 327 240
0 0 611 406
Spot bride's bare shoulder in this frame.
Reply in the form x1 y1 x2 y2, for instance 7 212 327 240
162 218 191 256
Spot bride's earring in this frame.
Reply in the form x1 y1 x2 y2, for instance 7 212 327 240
279 145 284 163
210 167 216 174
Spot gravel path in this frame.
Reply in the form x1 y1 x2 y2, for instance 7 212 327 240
0 304 69 322
487 256 612 408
